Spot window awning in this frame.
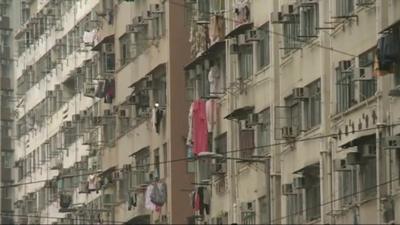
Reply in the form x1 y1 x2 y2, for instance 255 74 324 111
338 128 375 149
128 62 166 88
99 166 116 177
184 40 226 70
123 214 151 225
293 162 319 175
379 19 400 34
92 34 114 51
225 22 254 38
224 106 254 120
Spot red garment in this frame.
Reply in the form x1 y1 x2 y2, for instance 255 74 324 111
193 100 208 155
194 191 200 211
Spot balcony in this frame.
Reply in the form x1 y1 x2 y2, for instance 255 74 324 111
0 77 11 90
0 16 10 30
1 168 12 182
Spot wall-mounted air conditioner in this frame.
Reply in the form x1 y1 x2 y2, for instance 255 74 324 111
361 144 376 158
346 152 361 165
247 113 260 127
245 29 260 42
333 159 351 172
281 126 295 139
282 183 294 195
384 136 400 150
293 87 309 99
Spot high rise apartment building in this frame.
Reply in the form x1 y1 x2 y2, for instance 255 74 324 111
184 0 400 224
8 0 400 225
12 0 192 224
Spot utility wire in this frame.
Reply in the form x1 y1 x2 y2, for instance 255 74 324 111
169 0 357 57
7 122 399 190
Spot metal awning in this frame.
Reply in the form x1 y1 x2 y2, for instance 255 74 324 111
92 34 114 51
379 19 400 34
224 106 254 120
225 22 254 38
184 41 226 70
99 166 116 177
128 62 167 88
339 133 375 149
123 214 151 225
293 162 320 175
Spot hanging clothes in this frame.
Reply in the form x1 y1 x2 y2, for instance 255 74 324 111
145 184 156 210
374 33 399 76
192 100 208 155
150 182 167 206
202 188 211 215
59 194 72 209
128 192 137 210
206 99 218 133
83 30 96 45
155 109 163 134
209 15 225 44
208 65 220 96
104 79 115 103
234 0 250 27
186 102 194 146
95 81 105 98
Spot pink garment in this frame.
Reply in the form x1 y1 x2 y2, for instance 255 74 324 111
193 100 208 155
206 99 217 132
194 192 200 211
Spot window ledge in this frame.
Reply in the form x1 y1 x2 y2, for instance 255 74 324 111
331 95 378 121
300 125 321 138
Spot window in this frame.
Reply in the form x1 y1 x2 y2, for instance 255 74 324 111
153 73 167 107
154 148 160 179
119 34 132 66
163 143 169 178
286 96 302 134
358 49 377 100
283 14 300 55
241 201 256 225
238 44 253 79
287 193 303 224
1 152 12 168
336 61 356 113
215 133 227 173
257 109 271 156
258 196 268 224
196 0 210 23
299 3 319 42
103 117 116 146
336 0 354 17
134 147 150 185
338 168 358 207
304 79 321 130
239 128 255 159
304 166 321 222
257 24 270 70
360 156 377 199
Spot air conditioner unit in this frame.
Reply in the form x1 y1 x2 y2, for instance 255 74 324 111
128 23 140 33
46 90 54 97
384 136 400 149
50 158 62 170
334 159 351 172
338 60 352 72
150 3 164 14
270 12 283 23
361 144 376 158
281 126 295 138
112 170 121 180
102 43 114 54
123 164 132 171
281 4 294 15
346 152 361 165
55 39 63 46
293 177 305 189
293 87 309 99
103 109 112 117
245 29 260 42
247 113 259 126
126 94 139 105
72 114 80 123
83 83 95 98
282 183 294 195
92 116 103 126
133 16 146 26
119 109 127 118
62 121 72 129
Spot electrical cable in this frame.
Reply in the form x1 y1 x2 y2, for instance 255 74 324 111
8 122 400 190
